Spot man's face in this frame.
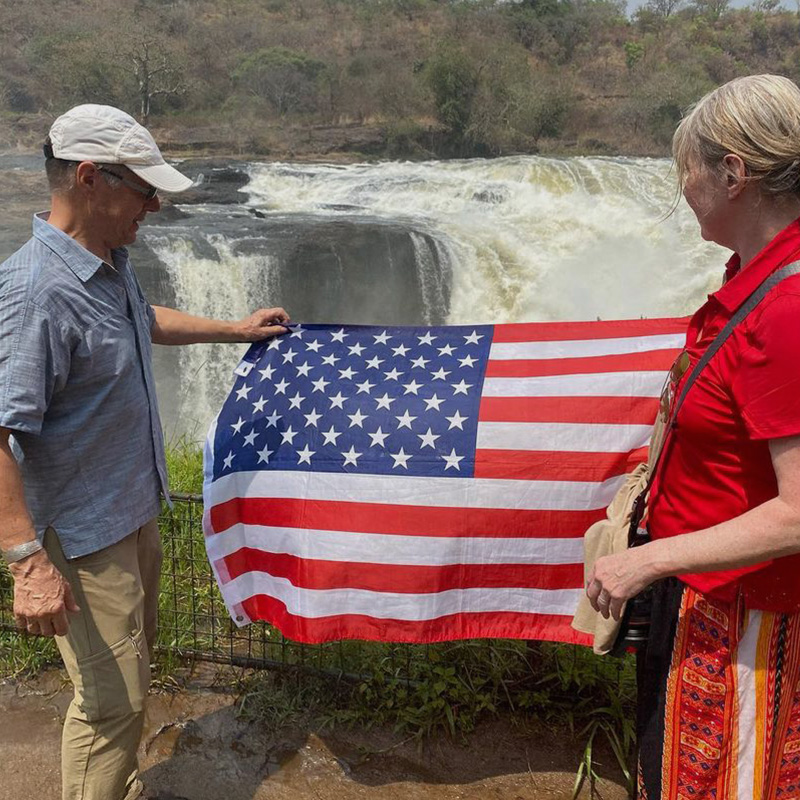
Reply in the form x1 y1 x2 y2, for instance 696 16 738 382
93 165 160 249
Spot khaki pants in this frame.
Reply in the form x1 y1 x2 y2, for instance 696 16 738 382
45 520 162 800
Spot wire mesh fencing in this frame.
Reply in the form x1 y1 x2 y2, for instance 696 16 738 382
1 494 631 699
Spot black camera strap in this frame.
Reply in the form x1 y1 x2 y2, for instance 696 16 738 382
628 258 800 543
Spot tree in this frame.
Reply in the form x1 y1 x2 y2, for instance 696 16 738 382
424 44 480 139
644 0 684 17
234 47 327 115
127 37 187 124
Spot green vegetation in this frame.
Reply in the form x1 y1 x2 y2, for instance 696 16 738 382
0 440 636 791
2 0 800 158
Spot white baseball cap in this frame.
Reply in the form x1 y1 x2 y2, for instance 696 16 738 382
47 104 193 193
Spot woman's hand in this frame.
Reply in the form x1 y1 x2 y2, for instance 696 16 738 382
586 545 660 621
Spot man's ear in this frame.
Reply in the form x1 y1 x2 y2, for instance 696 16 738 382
74 161 101 193
722 153 747 199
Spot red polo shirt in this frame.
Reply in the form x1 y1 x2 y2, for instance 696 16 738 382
648 218 800 611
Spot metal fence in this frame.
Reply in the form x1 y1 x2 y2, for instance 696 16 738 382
1 494 630 696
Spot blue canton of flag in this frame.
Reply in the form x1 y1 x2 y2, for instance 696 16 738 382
212 324 494 482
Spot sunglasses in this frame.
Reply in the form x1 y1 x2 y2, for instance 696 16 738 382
97 166 158 201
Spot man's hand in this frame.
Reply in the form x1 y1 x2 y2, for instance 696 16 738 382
234 307 291 342
10 549 80 637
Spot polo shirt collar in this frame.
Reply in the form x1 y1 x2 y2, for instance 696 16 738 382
32 213 130 282
712 216 800 313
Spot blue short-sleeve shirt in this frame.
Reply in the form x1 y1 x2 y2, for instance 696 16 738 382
0 214 169 558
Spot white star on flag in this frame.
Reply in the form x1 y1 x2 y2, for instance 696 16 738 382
329 392 347 409
442 448 464 471
280 426 298 445
322 426 342 446
368 427 390 448
341 446 362 466
424 394 445 411
375 393 396 410
288 392 305 409
418 428 440 449
395 410 416 430
390 447 412 469
348 409 368 428
304 409 322 427
445 410 468 430
256 445 273 464
297 444 315 465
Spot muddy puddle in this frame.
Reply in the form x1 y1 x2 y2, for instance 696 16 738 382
0 666 628 800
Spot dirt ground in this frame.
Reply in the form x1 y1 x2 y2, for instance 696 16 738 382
0 665 629 800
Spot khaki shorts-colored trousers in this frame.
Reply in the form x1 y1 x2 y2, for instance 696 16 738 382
45 520 162 800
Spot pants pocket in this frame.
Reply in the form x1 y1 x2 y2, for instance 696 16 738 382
73 627 150 721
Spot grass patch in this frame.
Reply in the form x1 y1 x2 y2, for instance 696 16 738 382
1 440 637 789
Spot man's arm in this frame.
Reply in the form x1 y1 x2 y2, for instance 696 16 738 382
0 428 79 636
151 306 290 345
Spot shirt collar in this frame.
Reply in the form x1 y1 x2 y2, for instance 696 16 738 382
32 213 129 282
712 216 800 313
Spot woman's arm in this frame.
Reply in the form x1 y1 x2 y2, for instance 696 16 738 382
587 433 800 620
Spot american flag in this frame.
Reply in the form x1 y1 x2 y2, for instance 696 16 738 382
203 318 687 645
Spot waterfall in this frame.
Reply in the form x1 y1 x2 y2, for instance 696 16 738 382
138 155 726 438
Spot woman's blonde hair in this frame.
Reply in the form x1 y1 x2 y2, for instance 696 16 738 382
673 74 800 197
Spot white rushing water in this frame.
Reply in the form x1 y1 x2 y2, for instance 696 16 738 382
145 155 727 436
243 156 725 322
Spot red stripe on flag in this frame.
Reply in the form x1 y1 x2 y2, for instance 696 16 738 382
209 498 604 539
485 349 680 378
222 549 583 591
491 317 690 343
240 594 592 645
478 396 661 424
474 447 648 482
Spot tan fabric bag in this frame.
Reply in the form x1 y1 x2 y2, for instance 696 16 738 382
571 412 667 655
571 259 800 655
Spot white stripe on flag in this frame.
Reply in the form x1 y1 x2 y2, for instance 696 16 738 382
207 470 626 512
476 421 652 452
482 371 667 398
489 333 686 361
220 572 585 620
205 523 585 565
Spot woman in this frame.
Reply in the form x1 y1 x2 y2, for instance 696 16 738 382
587 74 800 800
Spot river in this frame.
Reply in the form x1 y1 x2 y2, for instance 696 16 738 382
0 154 725 441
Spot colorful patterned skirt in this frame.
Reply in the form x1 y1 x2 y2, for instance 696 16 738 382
637 578 800 800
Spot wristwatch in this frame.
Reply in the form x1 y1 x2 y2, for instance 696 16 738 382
3 539 44 564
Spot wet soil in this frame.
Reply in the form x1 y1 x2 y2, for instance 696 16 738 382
0 666 628 800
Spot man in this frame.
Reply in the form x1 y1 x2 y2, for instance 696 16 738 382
0 104 289 800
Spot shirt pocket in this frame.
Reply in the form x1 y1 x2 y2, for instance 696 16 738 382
76 313 140 385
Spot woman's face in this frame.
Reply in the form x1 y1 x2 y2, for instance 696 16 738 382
682 160 730 246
